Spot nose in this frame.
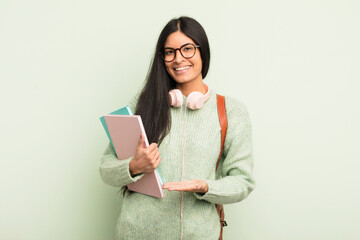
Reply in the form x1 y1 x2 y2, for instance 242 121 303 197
173 49 185 63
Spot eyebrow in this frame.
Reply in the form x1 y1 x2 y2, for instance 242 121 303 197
164 43 193 49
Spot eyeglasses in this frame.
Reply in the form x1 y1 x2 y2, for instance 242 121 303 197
160 43 200 62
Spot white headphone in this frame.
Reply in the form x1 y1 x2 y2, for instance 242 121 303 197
168 84 210 110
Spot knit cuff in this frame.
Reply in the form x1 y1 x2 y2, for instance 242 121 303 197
121 158 145 185
99 157 144 187
193 179 221 202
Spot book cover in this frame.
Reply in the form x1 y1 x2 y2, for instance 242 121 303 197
104 114 164 198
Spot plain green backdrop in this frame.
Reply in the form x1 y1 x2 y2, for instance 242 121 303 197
1 0 359 239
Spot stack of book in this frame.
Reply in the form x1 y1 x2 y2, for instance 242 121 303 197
100 106 164 198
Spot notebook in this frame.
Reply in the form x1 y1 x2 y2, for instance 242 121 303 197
104 114 164 198
99 105 133 151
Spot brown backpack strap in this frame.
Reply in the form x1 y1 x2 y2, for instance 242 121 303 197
216 94 228 240
216 94 227 172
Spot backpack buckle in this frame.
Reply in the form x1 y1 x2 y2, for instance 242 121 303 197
221 220 228 227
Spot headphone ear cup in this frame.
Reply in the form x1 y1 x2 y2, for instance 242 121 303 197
186 92 204 110
169 89 183 107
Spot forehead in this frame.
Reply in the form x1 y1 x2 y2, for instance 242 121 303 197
164 31 196 48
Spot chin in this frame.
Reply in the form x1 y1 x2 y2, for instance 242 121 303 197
171 73 197 83
172 77 192 84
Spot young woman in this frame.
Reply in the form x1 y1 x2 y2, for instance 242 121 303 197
99 16 255 240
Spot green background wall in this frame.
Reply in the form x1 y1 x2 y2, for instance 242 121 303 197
1 0 359 239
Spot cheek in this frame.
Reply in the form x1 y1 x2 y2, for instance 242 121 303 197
165 64 173 74
165 63 171 73
195 59 202 73
197 61 202 72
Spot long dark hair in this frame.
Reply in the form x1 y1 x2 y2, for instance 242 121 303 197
135 16 211 145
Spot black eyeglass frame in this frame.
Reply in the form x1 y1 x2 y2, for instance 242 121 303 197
159 43 200 62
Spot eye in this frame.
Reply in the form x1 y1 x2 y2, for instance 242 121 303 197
164 49 174 55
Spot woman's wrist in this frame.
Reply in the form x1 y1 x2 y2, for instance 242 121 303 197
202 181 209 193
129 158 139 176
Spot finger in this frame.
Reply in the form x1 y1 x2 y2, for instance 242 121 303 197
167 181 199 192
154 153 161 167
162 182 181 188
167 185 194 192
144 143 156 154
162 180 199 191
169 180 206 193
152 151 161 164
148 147 159 160
137 134 146 149
147 151 159 169
151 155 161 170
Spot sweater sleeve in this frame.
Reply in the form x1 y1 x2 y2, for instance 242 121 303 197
98 93 144 187
99 143 144 187
194 97 255 204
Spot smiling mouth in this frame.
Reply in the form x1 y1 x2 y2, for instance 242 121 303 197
174 66 191 71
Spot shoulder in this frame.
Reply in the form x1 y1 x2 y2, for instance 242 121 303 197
223 95 250 119
210 89 251 126
220 94 252 136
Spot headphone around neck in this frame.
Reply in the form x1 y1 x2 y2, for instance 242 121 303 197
168 84 210 110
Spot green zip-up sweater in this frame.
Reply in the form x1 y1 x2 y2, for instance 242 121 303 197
99 89 255 240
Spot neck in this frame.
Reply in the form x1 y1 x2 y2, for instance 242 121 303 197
176 81 207 97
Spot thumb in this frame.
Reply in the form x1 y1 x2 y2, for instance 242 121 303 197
137 134 145 149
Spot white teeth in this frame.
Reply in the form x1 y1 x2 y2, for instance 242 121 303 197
175 66 190 71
